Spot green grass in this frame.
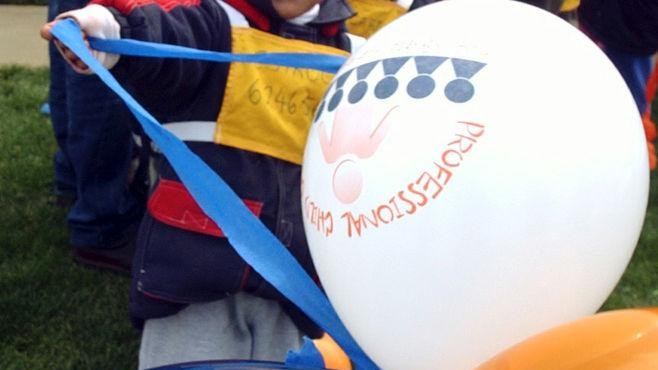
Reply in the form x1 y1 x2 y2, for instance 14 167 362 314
0 65 657 369
0 66 139 370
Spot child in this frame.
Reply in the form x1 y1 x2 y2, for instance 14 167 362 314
46 0 146 275
42 0 362 368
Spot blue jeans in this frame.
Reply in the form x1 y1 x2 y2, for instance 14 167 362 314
48 0 145 248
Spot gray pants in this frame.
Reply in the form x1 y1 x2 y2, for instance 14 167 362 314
139 293 305 370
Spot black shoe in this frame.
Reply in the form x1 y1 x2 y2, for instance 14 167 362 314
72 238 136 275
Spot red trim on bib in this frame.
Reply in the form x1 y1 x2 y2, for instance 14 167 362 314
321 23 339 37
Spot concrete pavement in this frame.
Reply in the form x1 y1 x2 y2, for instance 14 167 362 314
0 5 49 67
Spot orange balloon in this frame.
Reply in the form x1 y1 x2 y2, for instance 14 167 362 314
475 308 658 370
313 334 353 370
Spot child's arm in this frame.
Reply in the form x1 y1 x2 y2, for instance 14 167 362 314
42 0 232 118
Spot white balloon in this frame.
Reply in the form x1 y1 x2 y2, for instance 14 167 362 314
301 1 649 369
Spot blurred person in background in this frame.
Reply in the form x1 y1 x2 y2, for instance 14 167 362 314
47 0 147 274
578 0 658 168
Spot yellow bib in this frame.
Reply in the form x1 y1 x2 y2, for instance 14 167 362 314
216 27 348 164
346 0 406 38
560 0 580 12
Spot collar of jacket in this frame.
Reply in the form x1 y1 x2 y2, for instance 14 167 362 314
223 0 355 34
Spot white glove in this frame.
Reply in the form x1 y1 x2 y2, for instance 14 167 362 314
55 4 121 74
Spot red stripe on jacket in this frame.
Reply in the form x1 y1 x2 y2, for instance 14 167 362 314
148 179 263 237
92 0 201 14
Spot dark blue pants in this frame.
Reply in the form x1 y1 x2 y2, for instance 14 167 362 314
48 0 145 248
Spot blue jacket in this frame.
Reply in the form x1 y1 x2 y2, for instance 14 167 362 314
96 0 355 336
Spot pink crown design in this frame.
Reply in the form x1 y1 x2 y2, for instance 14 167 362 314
317 104 398 204
318 105 398 164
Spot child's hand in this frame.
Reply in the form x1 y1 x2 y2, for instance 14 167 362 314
40 4 121 74
41 21 92 72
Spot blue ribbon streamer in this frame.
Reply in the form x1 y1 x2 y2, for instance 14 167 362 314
50 18 378 370
89 37 347 74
